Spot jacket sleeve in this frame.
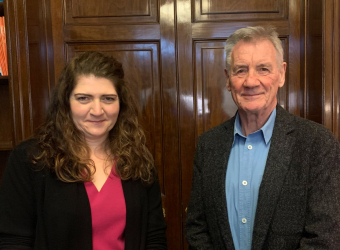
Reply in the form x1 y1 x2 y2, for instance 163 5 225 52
299 128 340 249
146 179 167 249
0 142 36 249
185 140 214 249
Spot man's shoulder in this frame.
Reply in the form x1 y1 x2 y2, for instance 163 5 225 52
276 106 336 142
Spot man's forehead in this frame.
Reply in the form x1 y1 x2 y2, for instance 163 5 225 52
231 39 277 63
232 38 274 52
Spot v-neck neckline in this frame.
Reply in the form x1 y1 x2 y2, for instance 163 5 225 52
94 171 113 193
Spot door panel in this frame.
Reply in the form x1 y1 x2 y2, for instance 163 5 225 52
194 0 287 21
194 41 237 136
66 0 158 23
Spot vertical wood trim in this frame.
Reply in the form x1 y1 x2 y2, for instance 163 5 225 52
332 0 340 138
41 0 55 92
160 0 182 248
323 0 335 131
288 0 303 116
50 0 65 84
177 0 194 248
5 0 32 144
303 0 307 119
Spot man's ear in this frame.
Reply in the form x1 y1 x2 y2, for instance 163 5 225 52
279 62 287 88
225 69 231 91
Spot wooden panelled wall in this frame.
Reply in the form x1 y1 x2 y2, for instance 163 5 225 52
0 0 339 249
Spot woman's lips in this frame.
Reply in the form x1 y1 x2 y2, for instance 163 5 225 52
88 120 105 123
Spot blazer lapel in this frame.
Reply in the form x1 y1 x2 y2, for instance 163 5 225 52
214 118 237 250
122 179 142 250
43 175 92 250
251 106 296 249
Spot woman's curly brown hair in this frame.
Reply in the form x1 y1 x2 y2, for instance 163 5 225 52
34 51 156 184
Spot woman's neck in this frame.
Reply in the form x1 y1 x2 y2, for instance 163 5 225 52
86 137 107 154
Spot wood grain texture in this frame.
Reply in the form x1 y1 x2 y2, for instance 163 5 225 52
305 0 322 124
27 0 53 131
194 41 237 135
65 0 158 24
194 0 287 22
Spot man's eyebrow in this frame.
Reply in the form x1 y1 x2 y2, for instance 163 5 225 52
257 63 273 68
232 65 248 71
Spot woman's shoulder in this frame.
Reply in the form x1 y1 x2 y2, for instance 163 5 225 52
15 138 38 148
6 138 45 174
11 138 40 158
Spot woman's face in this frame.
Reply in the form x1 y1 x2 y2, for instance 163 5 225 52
69 74 120 142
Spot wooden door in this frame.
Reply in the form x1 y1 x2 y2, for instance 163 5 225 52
177 0 303 248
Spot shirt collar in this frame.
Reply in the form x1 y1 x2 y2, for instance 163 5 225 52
233 108 276 145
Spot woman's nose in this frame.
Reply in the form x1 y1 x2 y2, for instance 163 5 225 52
90 100 103 115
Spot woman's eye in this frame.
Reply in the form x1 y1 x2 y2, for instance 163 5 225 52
77 96 90 102
102 96 117 103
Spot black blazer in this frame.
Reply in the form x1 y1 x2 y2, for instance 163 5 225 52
0 140 167 250
186 105 340 249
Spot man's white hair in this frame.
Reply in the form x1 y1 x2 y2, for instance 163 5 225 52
224 25 284 72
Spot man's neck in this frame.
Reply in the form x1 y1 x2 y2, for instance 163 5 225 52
238 107 275 136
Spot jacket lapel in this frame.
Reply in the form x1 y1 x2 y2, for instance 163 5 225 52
43 175 92 250
214 118 237 250
122 179 142 250
251 106 296 249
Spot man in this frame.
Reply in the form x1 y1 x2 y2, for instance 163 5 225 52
185 26 340 249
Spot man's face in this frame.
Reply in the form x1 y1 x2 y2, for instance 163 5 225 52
226 39 286 117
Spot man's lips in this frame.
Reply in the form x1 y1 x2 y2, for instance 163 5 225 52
241 93 263 97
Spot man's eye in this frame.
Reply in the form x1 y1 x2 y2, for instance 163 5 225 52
236 69 247 76
258 68 270 74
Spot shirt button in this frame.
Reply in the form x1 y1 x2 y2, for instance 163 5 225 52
242 218 247 223
242 180 248 186
247 145 252 150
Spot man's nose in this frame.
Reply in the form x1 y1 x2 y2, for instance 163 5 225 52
90 100 103 115
244 70 259 87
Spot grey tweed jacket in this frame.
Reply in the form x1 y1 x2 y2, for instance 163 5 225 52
186 105 340 250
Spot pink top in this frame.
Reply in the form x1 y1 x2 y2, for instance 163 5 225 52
85 166 126 250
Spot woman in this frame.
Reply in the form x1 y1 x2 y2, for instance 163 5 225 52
0 52 167 250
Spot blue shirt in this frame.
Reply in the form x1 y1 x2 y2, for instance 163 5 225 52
225 109 276 250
